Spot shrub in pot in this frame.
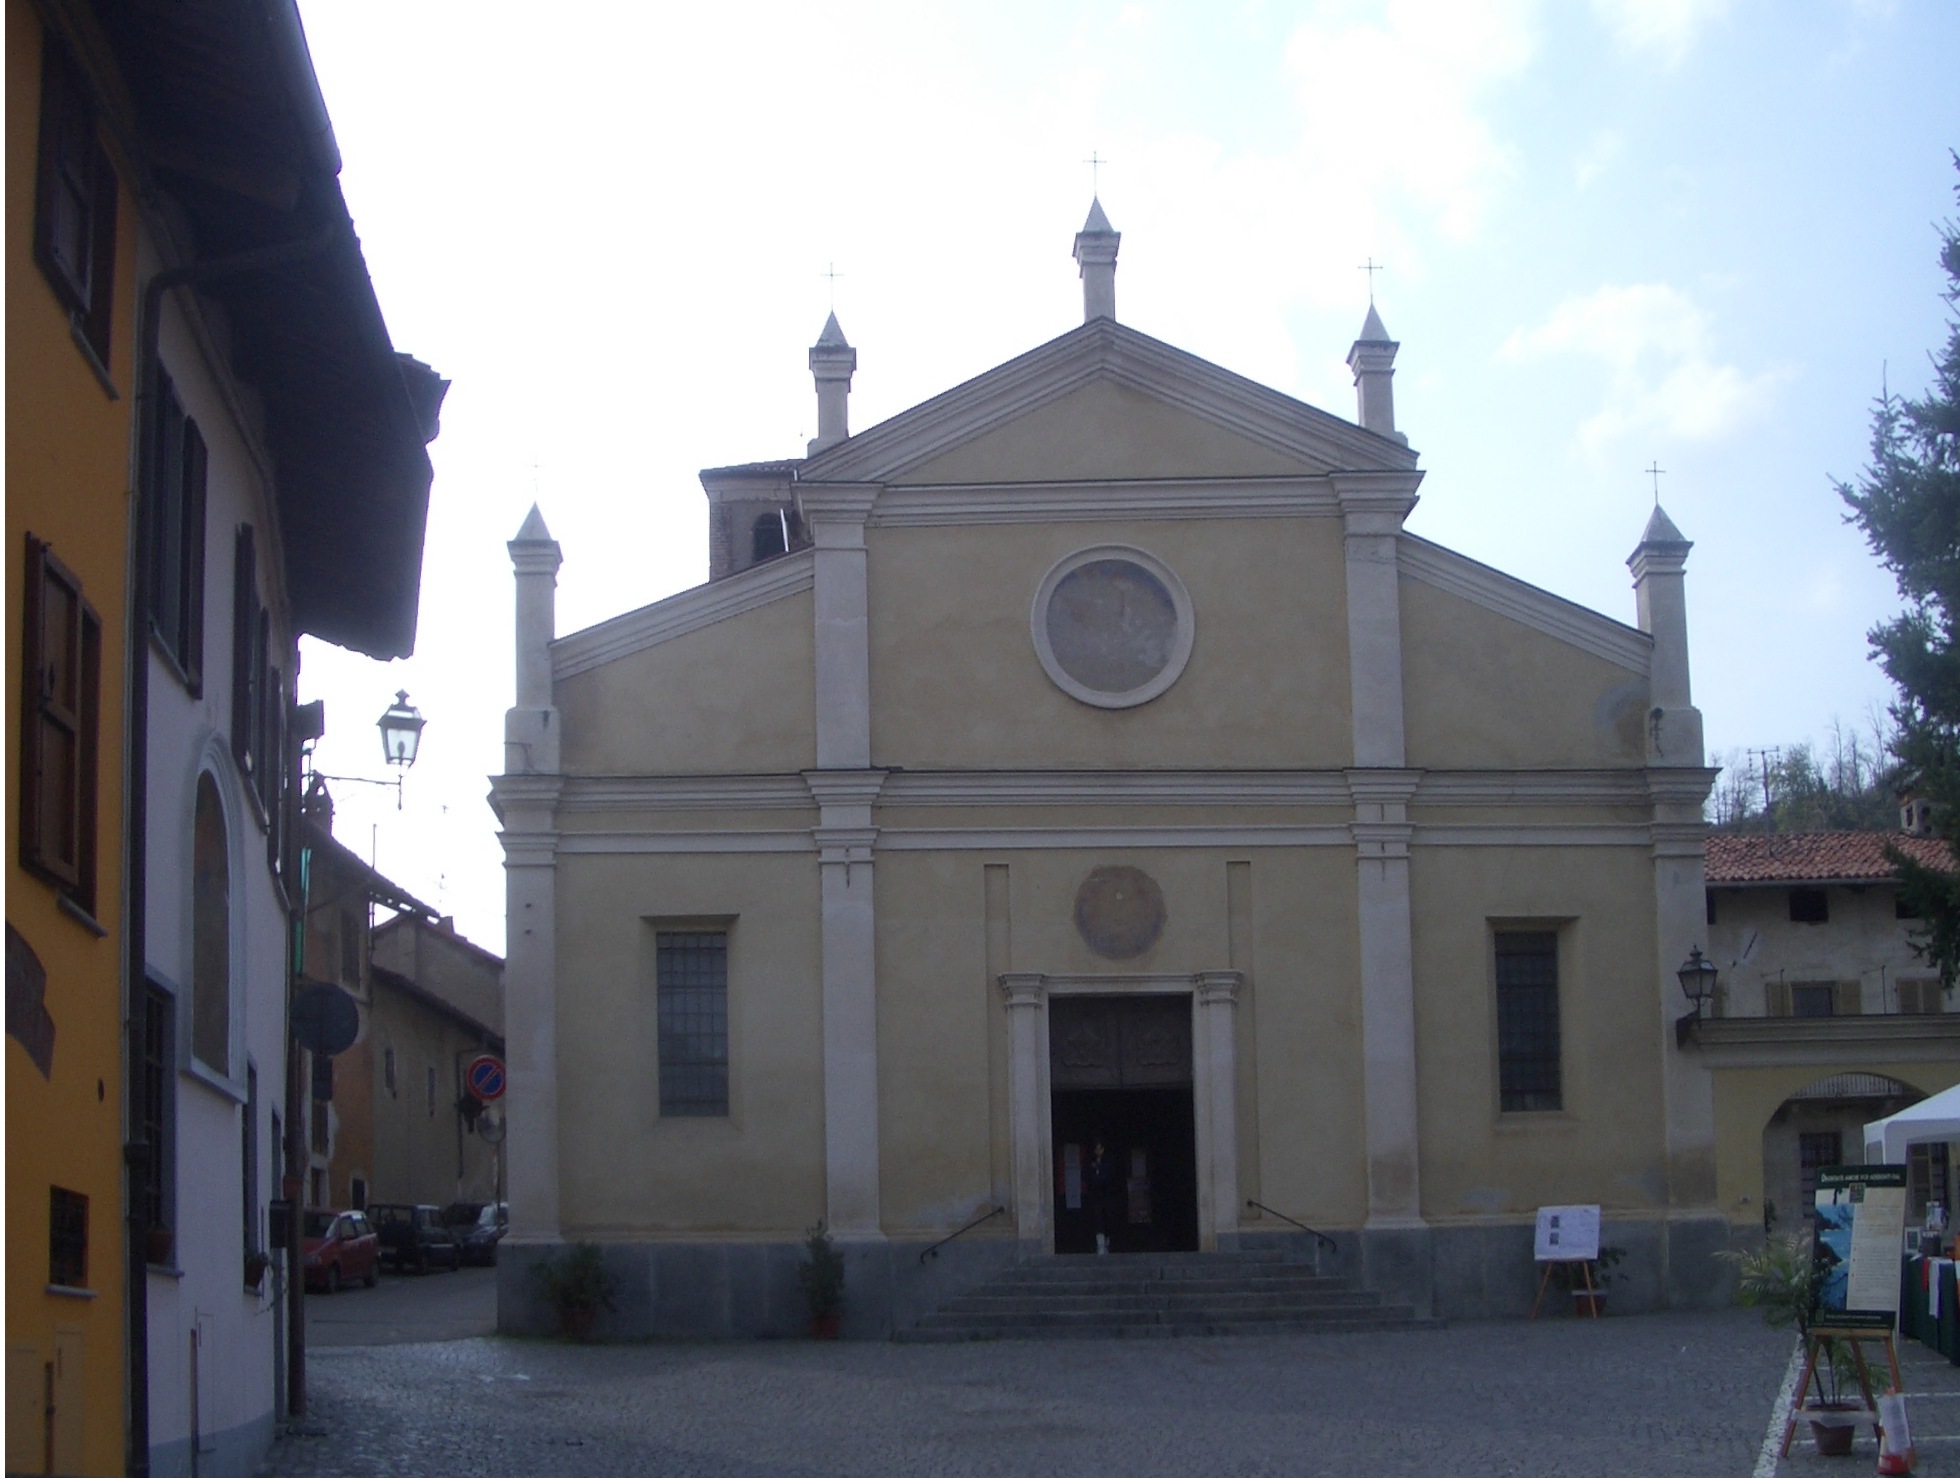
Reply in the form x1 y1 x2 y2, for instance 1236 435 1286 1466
1721 1233 1872 1454
1549 1244 1626 1315
798 1222 845 1338
531 1242 617 1342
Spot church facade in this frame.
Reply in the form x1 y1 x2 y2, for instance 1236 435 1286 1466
494 204 1728 1337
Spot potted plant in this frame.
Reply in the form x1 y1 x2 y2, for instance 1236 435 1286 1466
1549 1244 1626 1315
798 1222 845 1339
531 1242 617 1342
1722 1233 1871 1456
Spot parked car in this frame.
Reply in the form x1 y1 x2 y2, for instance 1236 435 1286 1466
368 1202 462 1273
302 1209 380 1293
441 1200 508 1266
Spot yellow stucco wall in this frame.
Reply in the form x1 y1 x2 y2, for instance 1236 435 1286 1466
897 378 1319 484
1400 577 1649 769
555 853 826 1235
556 591 816 775
866 518 1353 770
5 4 134 1471
1712 1062 1960 1228
1411 846 1668 1220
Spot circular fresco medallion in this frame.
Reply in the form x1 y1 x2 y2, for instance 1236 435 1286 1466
1073 865 1167 960
1031 546 1195 709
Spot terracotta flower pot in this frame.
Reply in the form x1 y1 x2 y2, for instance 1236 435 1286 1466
810 1313 841 1340
1571 1290 1607 1317
1806 1405 1863 1457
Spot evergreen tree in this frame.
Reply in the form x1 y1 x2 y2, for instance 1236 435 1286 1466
1839 158 1960 984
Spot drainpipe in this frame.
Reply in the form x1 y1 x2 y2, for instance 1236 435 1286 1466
125 224 346 1466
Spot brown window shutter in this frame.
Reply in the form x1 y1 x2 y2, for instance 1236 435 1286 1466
74 603 100 915
230 526 256 772
1765 980 1791 1017
19 536 49 875
81 137 116 363
1834 981 1863 1016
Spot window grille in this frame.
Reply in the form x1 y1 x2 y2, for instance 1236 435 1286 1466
1799 1130 1842 1210
140 983 171 1239
1789 888 1829 924
1495 931 1561 1112
657 931 729 1116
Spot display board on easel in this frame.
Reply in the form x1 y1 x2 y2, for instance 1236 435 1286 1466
1530 1205 1601 1319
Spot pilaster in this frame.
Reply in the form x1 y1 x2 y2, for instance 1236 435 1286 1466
798 484 879 771
1195 971 1243 1248
1334 475 1419 769
806 769 890 1239
1650 768 1721 1219
999 972 1049 1250
492 774 564 1243
1348 770 1423 1228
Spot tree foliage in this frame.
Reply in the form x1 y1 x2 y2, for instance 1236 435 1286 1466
1708 721 1898 833
1839 157 1960 985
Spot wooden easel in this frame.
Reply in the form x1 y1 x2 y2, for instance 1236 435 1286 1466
1777 1326 1903 1458
1529 1258 1597 1319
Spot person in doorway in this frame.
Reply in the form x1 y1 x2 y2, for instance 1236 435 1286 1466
1087 1138 1122 1255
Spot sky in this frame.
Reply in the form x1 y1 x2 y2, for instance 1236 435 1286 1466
290 0 1960 958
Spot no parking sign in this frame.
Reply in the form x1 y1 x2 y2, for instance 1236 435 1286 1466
465 1054 506 1103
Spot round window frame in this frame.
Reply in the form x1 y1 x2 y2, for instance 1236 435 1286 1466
1029 544 1196 710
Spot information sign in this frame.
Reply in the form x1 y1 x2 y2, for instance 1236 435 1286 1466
1813 1164 1908 1330
1533 1204 1601 1263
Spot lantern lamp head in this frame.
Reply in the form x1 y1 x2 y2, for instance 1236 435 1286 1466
1676 946 1719 1011
377 691 425 770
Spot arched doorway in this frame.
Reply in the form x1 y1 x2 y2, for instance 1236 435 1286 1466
1761 1073 1925 1235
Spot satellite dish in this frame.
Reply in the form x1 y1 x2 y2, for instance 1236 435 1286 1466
290 983 359 1056
478 1112 506 1145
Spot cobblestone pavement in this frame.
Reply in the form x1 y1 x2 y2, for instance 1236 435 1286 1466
260 1311 1811 1478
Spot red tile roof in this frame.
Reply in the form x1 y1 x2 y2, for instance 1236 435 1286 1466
1704 831 1953 884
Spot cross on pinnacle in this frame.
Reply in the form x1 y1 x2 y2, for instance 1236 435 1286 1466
1085 151 1108 194
1644 461 1665 504
822 262 844 311
1358 257 1383 303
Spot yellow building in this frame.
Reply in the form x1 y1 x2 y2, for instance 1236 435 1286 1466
7 0 137 1468
494 203 1725 1338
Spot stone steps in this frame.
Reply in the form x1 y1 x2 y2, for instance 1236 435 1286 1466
898 1251 1427 1343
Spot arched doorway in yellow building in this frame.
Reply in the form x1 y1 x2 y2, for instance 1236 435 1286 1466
1761 1073 1925 1236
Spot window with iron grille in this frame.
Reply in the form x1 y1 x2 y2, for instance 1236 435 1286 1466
140 982 172 1241
33 38 117 368
1790 888 1829 924
19 535 102 915
1495 930 1561 1113
1800 1130 1842 1212
657 931 729 1116
48 1186 87 1287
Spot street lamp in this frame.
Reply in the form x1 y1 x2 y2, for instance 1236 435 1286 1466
307 692 427 810
1675 946 1720 1048
376 691 426 770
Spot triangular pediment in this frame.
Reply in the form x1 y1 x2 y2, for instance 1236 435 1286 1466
801 319 1417 489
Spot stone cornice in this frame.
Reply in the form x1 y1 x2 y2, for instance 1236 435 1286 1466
799 319 1418 486
795 483 882 533
870 476 1339 527
1416 770 1651 806
1346 770 1422 806
803 770 891 809
1398 535 1651 674
884 770 1356 807
558 775 812 812
1693 1013 1960 1068
551 552 813 679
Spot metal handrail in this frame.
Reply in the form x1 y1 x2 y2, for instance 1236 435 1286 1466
919 1205 1006 1264
1245 1199 1339 1253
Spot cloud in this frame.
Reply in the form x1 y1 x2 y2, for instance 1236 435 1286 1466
1575 130 1623 189
1501 282 1789 454
1282 0 1539 244
1590 0 1733 66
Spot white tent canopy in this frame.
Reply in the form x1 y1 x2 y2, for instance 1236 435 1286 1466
1865 1083 1960 1162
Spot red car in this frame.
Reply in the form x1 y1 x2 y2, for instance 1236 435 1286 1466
302 1209 380 1293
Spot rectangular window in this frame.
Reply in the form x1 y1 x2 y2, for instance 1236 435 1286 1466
48 1187 87 1287
1790 982 1836 1018
19 535 102 914
1705 889 1717 926
230 525 259 784
657 930 729 1116
1910 1141 1951 1224
140 982 173 1242
144 371 206 689
1495 930 1561 1113
1799 1130 1842 1211
33 39 117 367
1790 888 1829 924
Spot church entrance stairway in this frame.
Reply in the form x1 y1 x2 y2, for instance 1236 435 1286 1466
897 1249 1428 1342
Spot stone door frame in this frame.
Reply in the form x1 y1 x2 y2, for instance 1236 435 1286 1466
998 970 1243 1255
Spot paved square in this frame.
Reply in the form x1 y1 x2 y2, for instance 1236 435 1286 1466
260 1312 1838 1477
